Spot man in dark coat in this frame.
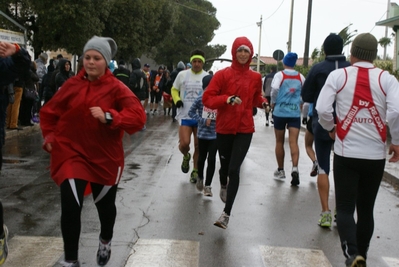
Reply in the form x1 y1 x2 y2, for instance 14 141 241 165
113 60 130 87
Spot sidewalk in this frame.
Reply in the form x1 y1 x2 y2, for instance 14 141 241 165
5 123 41 140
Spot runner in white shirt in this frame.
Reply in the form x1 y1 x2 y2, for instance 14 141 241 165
316 33 399 267
171 49 208 183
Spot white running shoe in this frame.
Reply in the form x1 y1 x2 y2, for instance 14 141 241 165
274 169 286 179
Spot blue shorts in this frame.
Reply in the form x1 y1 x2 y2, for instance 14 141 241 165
181 119 198 127
272 115 300 130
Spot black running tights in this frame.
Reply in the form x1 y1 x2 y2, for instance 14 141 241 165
217 133 252 216
333 154 385 260
60 179 118 261
197 138 218 186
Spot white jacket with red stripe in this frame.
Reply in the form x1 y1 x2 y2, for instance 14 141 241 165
316 61 399 160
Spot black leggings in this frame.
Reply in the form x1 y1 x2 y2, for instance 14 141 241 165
217 133 252 215
150 90 161 104
333 154 385 260
60 179 118 261
197 138 218 186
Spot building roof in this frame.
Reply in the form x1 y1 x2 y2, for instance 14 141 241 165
250 56 313 66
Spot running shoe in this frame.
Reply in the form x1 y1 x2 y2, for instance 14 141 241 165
61 261 81 267
0 225 8 265
219 185 227 203
310 161 318 177
274 169 286 179
265 120 269 126
96 237 111 266
214 212 229 229
318 211 332 228
204 186 213 197
196 177 204 191
291 170 300 186
190 169 198 183
334 208 337 222
345 255 366 267
181 153 191 173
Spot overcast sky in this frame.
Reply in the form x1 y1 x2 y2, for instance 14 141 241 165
208 0 391 71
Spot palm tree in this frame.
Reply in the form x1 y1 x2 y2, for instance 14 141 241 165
379 36 392 60
311 48 319 60
338 23 358 49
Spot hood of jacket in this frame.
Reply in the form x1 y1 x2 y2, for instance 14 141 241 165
177 61 185 70
58 59 71 75
131 58 141 70
231 36 254 71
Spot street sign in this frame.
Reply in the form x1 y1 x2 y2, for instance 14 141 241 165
0 28 25 45
273 50 284 61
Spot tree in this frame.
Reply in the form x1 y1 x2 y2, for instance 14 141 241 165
338 23 357 49
152 0 225 70
0 0 225 67
379 36 392 60
102 0 176 62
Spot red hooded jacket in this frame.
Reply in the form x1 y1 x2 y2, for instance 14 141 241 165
40 68 146 186
202 36 265 134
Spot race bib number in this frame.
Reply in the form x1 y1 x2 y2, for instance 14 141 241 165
202 106 217 120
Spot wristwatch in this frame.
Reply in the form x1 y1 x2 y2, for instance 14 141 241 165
105 112 113 125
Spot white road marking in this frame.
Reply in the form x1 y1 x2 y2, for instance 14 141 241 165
383 257 399 267
125 239 199 267
4 236 63 267
260 245 332 267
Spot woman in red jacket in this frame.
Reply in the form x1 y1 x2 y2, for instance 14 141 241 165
202 36 268 229
40 36 146 267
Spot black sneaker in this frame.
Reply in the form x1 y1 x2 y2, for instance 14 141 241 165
96 237 111 266
291 171 300 186
181 153 191 173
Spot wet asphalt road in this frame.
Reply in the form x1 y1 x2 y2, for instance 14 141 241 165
1 110 399 267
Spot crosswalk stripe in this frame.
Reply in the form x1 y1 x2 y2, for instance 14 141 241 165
259 245 332 267
125 239 199 267
4 236 63 267
383 257 399 267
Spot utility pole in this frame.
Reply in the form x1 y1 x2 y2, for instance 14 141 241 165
303 0 312 67
256 15 262 72
384 0 391 60
287 0 294 52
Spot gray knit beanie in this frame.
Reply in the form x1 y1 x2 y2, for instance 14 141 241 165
350 33 378 62
83 36 117 64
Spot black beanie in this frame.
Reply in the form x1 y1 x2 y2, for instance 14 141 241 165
202 74 213 90
323 34 343 56
350 33 378 62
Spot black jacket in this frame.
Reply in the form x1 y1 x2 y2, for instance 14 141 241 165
113 65 131 87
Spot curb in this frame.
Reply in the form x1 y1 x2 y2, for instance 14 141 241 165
5 123 41 140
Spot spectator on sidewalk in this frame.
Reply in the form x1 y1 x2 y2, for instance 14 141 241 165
113 60 130 88
0 40 31 266
316 32 399 267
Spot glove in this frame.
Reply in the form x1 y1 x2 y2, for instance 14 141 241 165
302 117 308 125
227 95 242 105
262 102 270 113
176 100 183 108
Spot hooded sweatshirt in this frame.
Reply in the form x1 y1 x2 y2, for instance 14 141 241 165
202 36 265 134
